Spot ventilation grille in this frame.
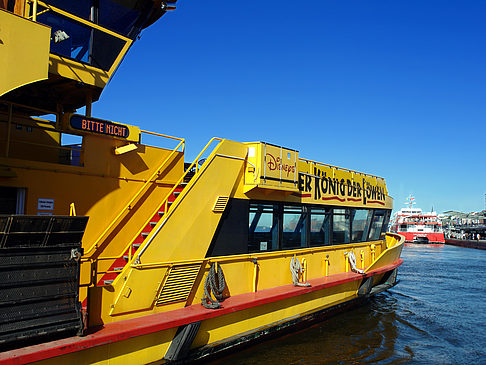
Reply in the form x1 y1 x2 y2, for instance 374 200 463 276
212 196 229 213
156 264 201 306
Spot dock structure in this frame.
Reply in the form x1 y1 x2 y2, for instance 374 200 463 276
445 239 486 250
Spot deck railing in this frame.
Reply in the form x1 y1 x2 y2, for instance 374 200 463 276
83 134 185 257
90 137 223 281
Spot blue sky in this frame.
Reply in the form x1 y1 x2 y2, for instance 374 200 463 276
93 0 486 213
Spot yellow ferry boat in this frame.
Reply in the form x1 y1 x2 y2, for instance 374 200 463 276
0 1 404 363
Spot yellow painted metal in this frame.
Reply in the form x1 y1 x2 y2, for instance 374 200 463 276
88 137 221 277
108 140 246 316
365 233 404 273
48 54 112 89
156 264 201 306
0 112 187 303
41 233 400 363
83 138 184 257
324 254 330 276
103 237 388 322
69 203 76 216
114 144 138 155
0 9 50 97
33 328 178 365
298 158 392 209
244 142 299 193
192 283 358 349
212 196 229 213
0 113 62 163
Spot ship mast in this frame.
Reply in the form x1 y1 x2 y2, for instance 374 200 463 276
406 194 416 210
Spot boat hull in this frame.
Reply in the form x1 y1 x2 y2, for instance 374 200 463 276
400 231 445 244
0 235 403 365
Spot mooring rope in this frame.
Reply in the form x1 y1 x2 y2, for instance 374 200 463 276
201 262 226 309
347 251 364 274
290 256 311 287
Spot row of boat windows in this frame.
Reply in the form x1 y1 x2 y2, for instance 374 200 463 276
206 199 391 257
398 225 442 233
248 204 390 253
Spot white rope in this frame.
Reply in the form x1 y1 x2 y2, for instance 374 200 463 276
347 251 364 274
290 256 311 287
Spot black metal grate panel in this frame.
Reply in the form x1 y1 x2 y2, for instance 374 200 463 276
0 215 88 348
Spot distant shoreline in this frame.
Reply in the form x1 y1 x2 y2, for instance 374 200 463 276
445 239 486 250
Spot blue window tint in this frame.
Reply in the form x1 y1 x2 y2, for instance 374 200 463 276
351 209 372 242
99 0 144 37
310 207 331 246
369 210 385 241
333 209 350 244
249 203 279 253
45 1 91 20
38 10 125 71
282 205 307 249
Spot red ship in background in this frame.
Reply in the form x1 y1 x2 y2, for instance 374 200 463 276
390 195 445 243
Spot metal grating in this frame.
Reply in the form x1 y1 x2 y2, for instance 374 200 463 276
212 196 229 213
0 215 88 349
156 264 201 306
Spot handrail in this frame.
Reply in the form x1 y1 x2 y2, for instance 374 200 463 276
84 138 185 256
141 130 185 144
130 240 376 270
1 138 82 153
89 138 223 276
299 157 385 180
26 1 131 42
133 137 223 265
0 100 57 117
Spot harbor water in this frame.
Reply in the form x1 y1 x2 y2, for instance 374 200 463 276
208 244 486 364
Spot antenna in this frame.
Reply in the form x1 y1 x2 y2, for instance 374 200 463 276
405 194 416 209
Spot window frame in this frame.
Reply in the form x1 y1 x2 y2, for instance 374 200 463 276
247 200 391 254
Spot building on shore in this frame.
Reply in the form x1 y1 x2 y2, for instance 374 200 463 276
440 211 486 240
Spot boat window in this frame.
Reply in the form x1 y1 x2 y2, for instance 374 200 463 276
333 209 350 244
399 224 407 232
310 207 331 246
38 10 126 71
44 1 91 19
351 209 372 242
206 199 249 257
282 205 307 250
382 210 391 236
210 200 391 258
369 210 385 240
248 203 279 253
0 187 18 214
43 0 153 39
98 0 152 38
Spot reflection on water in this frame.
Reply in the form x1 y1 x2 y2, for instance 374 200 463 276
208 245 486 364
